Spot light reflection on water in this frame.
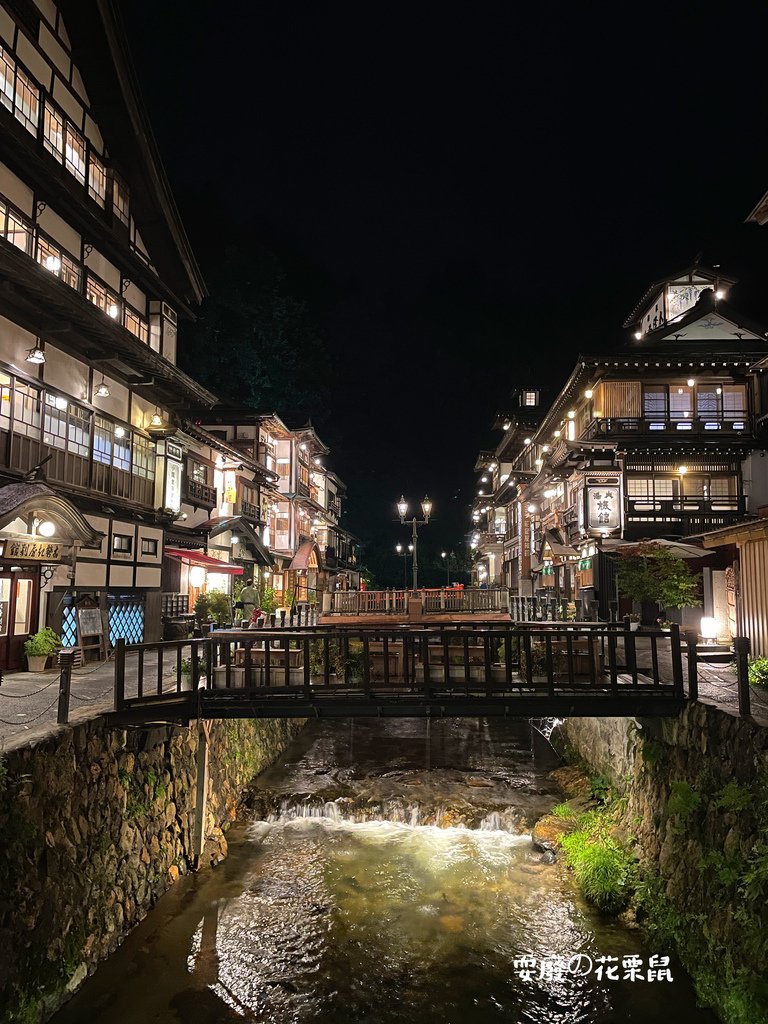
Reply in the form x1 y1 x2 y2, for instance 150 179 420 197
52 720 717 1024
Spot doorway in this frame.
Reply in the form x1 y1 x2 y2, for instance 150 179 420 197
0 569 40 670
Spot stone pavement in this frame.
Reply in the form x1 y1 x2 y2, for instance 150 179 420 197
0 651 176 749
0 636 766 750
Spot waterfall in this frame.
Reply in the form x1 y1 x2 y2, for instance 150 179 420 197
258 795 526 834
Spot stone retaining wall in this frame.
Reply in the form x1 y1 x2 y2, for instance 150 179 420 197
560 704 768 1023
0 715 303 1022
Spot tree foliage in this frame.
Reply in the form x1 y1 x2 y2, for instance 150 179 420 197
615 544 701 609
179 245 332 423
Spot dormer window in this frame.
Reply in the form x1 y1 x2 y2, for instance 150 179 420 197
521 390 539 407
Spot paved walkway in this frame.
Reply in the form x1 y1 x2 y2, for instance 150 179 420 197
0 637 766 749
0 652 177 749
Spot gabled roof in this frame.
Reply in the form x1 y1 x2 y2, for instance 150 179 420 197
640 294 767 347
622 262 736 328
746 190 768 226
59 0 207 308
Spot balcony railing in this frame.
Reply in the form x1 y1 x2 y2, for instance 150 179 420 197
586 415 751 439
625 496 745 535
184 477 217 507
239 498 261 521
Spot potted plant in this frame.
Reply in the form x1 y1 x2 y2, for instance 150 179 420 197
24 627 61 671
180 658 193 691
657 618 673 632
628 612 641 632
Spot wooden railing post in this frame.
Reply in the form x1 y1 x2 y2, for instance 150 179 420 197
114 638 126 712
57 650 74 724
669 623 684 700
734 636 751 717
684 629 699 701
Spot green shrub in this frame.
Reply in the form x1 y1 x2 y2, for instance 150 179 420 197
23 627 61 657
713 780 752 812
551 802 576 819
560 827 635 913
747 656 768 687
667 780 700 818
589 773 612 803
641 738 668 767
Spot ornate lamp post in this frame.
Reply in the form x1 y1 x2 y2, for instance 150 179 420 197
395 542 412 590
441 550 455 587
396 495 432 591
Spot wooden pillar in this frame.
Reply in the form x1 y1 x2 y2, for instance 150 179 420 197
193 721 210 870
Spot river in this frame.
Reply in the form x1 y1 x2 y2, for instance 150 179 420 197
52 718 717 1023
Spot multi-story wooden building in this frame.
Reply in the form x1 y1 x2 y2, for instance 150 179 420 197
0 1 359 666
197 407 360 605
471 264 768 628
0 0 221 665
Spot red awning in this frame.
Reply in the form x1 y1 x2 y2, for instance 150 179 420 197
164 548 243 574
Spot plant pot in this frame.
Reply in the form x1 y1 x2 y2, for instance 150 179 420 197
180 671 193 692
26 655 49 671
630 622 639 632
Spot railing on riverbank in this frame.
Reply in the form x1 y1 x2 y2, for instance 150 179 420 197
106 621 699 723
325 588 509 616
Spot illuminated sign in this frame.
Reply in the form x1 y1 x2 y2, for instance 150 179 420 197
165 460 182 512
0 539 63 561
586 484 621 532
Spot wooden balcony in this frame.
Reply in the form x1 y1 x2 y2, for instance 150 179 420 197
184 477 217 508
585 415 752 439
625 496 746 536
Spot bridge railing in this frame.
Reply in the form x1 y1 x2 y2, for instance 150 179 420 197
112 621 696 715
326 588 510 616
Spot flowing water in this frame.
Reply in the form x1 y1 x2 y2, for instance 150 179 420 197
53 719 717 1024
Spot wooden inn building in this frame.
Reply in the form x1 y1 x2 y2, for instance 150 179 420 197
470 263 768 638
0 0 358 668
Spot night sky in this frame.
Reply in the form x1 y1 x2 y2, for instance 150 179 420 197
122 3 768 583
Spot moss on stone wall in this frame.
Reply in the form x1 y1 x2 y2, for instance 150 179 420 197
561 707 768 1024
0 716 303 1022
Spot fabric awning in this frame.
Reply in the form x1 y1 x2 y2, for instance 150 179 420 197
164 548 243 574
289 539 320 571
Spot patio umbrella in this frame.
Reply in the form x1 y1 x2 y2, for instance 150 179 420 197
602 538 710 560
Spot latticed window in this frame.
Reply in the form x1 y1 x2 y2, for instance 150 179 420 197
113 428 131 471
88 152 107 207
14 65 39 135
110 172 129 226
132 433 155 480
13 381 40 438
0 46 14 110
86 274 121 320
190 459 209 485
43 394 67 449
93 416 112 465
108 594 144 645
722 385 746 417
0 371 10 431
43 101 64 161
124 306 149 344
64 124 86 185
0 199 33 255
643 385 667 420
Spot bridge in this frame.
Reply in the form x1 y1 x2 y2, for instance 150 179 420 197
104 621 699 725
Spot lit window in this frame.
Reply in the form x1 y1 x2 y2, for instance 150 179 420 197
123 306 149 344
64 124 86 185
141 538 158 556
132 434 155 481
14 65 39 135
0 47 14 111
86 274 121 320
12 381 41 439
36 235 81 291
88 152 107 207
1 201 33 255
110 172 129 226
522 390 538 406
43 101 64 161
112 534 133 554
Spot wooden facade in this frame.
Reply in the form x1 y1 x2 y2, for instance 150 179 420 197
471 265 768 629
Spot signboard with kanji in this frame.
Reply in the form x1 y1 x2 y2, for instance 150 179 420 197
586 483 621 533
0 539 63 561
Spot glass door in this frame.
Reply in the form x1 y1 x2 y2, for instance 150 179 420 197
0 570 40 670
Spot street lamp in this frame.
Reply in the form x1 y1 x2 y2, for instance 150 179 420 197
395 542 410 590
441 550 455 587
396 495 432 590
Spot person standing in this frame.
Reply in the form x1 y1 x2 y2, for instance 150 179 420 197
240 578 259 621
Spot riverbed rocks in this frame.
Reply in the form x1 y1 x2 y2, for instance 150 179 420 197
0 714 303 1023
